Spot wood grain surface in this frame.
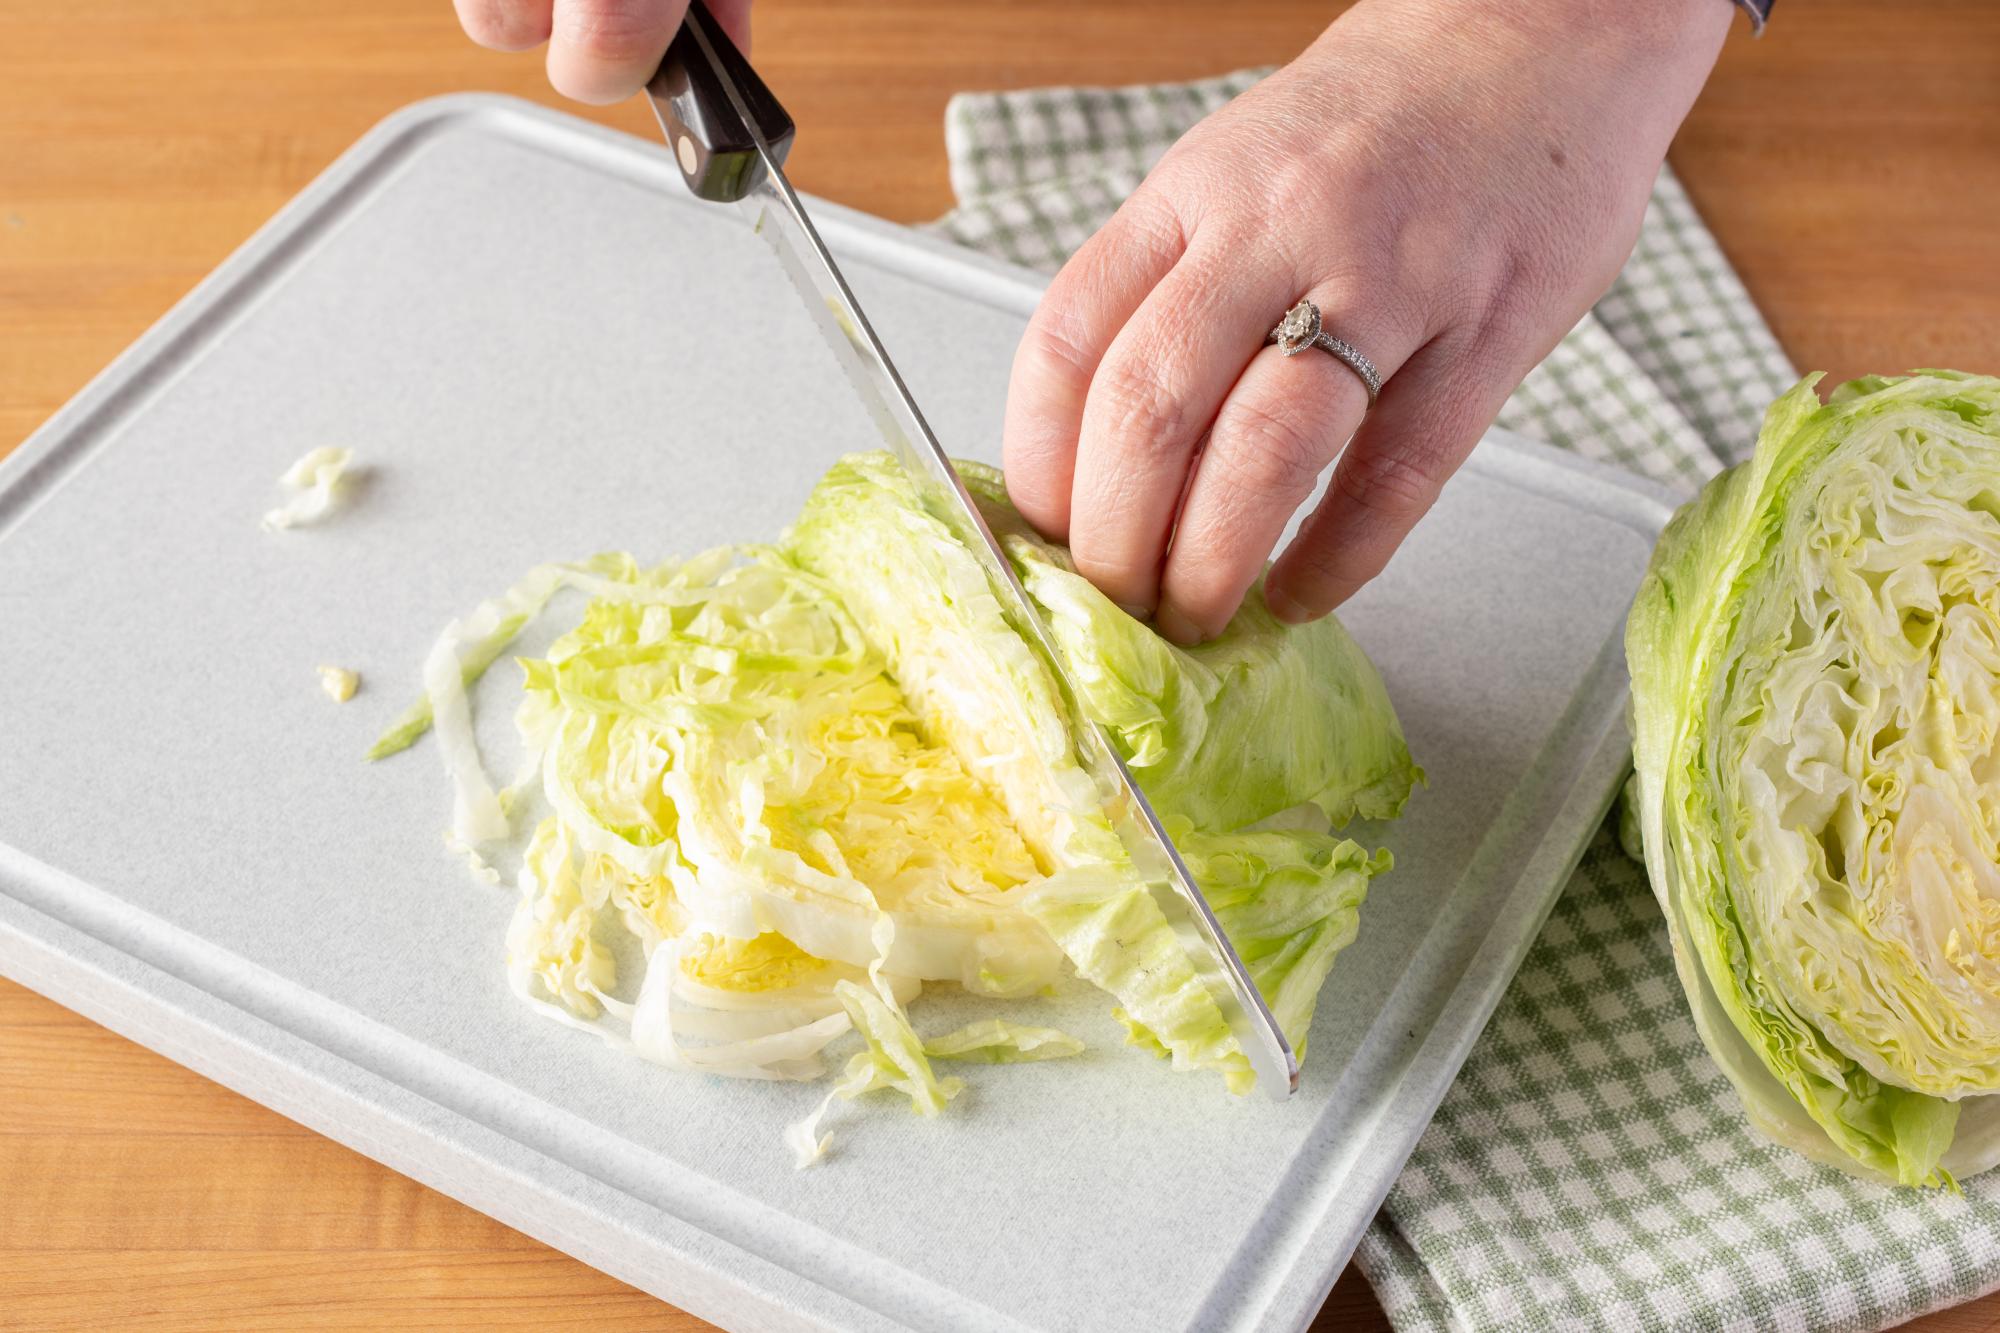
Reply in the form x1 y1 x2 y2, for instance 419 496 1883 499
2 2 1997 1330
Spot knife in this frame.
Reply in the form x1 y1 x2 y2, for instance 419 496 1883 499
644 2 1300 1100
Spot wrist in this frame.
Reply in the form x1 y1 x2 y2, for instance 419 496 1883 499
1457 0 1732 142
1480 0 1728 58
1322 0 1732 79
1479 0 1732 61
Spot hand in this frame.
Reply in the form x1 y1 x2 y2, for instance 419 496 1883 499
1001 0 1732 642
454 0 752 104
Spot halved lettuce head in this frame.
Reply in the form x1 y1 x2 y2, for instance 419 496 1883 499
787 452 1420 1090
1626 371 2000 1187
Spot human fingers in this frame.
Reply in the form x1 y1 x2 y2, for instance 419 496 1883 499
704 0 752 51
1155 292 1423 642
1263 334 1516 619
456 0 554 50
1062 237 1299 614
1000 194 1188 546
546 0 689 104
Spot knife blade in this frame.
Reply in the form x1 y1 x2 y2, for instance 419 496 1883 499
645 3 1299 1099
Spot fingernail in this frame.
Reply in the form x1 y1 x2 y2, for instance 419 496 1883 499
1155 602 1204 646
1115 600 1152 621
1264 585 1315 625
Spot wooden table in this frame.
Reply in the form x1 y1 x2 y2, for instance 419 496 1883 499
2 2 1996 1328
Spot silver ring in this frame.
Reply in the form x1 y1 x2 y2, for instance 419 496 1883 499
1266 300 1382 405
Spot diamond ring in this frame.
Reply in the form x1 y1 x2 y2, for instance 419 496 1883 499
1267 300 1382 405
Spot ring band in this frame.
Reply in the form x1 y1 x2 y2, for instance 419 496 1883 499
1266 300 1382 405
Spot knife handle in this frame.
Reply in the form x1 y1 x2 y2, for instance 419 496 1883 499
647 1 795 203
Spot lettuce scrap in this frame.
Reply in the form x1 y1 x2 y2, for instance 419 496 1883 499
262 446 354 532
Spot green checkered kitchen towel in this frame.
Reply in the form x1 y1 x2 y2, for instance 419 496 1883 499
929 70 2000 1333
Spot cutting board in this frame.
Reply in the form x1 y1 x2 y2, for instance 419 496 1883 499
0 95 1675 1333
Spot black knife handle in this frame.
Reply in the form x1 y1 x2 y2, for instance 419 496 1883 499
647 1 795 203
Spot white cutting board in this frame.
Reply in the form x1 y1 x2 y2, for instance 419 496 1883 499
0 95 1675 1333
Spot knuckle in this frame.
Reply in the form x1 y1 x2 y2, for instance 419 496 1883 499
1264 153 1405 271
1286 532 1384 603
1465 170 1643 347
1072 541 1148 596
1067 509 1160 604
1070 189 1186 291
1090 356 1193 453
1487 236 1568 321
1415 268 1489 339
1333 442 1446 525
1264 147 1349 220
1460 245 1583 374
1014 197 1185 390
1018 306 1098 385
1161 527 1267 633
1468 265 1541 349
559 0 671 61
1110 192 1189 271
460 0 551 49
1212 396 1335 504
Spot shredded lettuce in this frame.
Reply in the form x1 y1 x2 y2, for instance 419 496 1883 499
366 553 637 762
382 451 1418 1152
922 1018 1087 1063
262 446 354 531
